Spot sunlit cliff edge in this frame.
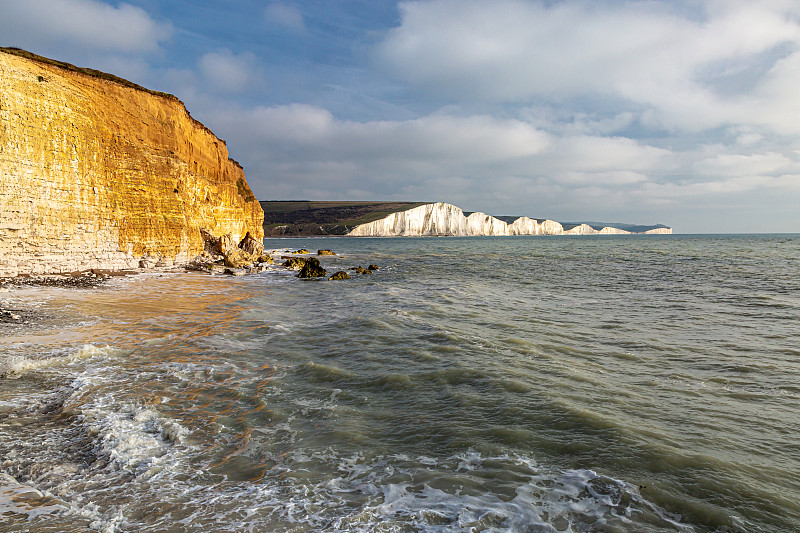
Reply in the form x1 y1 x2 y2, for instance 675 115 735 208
348 202 672 236
0 48 264 277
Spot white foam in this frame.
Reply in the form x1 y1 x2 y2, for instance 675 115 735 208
0 473 66 520
80 398 189 476
320 452 696 532
0 344 117 378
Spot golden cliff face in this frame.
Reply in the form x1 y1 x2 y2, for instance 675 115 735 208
0 49 263 277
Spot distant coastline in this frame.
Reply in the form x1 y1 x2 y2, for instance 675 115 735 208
262 201 671 237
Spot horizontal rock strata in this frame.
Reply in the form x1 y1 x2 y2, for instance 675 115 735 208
0 49 263 277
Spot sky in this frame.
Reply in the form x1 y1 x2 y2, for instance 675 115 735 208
2 0 800 232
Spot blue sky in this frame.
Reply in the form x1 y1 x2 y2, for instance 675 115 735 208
2 0 800 232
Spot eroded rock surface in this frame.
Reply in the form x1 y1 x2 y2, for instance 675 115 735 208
0 49 264 277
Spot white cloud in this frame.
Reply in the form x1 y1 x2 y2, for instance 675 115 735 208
0 0 172 52
218 105 550 166
264 3 305 31
545 136 670 174
198 49 263 93
188 98 799 229
201 103 684 214
693 152 795 177
376 0 800 133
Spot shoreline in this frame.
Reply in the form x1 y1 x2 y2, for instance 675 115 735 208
0 245 373 325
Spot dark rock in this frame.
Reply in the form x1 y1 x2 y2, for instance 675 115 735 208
239 232 264 257
353 266 372 275
298 257 326 278
283 257 307 270
328 271 350 281
110 270 137 277
0 308 22 323
257 254 274 264
0 274 106 289
293 248 311 255
367 264 379 270
318 249 336 256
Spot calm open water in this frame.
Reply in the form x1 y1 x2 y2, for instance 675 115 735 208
0 234 798 532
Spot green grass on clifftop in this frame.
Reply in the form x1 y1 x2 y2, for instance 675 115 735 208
261 201 427 236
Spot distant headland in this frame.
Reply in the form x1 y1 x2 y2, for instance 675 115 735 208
261 201 671 237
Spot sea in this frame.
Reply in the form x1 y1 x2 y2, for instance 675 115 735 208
0 234 798 533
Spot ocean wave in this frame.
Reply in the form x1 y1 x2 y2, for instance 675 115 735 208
65 443 693 532
0 344 118 378
0 472 67 521
0 357 193 533
78 396 190 476
318 451 696 533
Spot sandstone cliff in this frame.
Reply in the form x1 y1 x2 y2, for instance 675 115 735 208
0 49 264 277
348 202 672 237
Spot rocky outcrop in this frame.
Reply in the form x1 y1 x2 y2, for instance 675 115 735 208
0 48 264 277
283 257 307 270
348 202 671 237
298 258 326 278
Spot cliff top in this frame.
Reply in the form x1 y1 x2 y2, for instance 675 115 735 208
261 201 428 226
0 47 241 167
0 47 176 100
261 201 428 236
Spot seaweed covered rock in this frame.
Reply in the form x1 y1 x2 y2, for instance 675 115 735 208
368 264 379 271
257 255 274 264
293 249 311 255
283 257 307 270
224 249 252 268
328 271 350 281
353 266 372 275
318 249 336 256
298 258 326 278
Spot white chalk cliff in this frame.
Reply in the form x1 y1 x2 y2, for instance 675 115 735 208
347 203 672 237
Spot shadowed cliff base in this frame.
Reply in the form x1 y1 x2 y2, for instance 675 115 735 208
261 201 427 236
